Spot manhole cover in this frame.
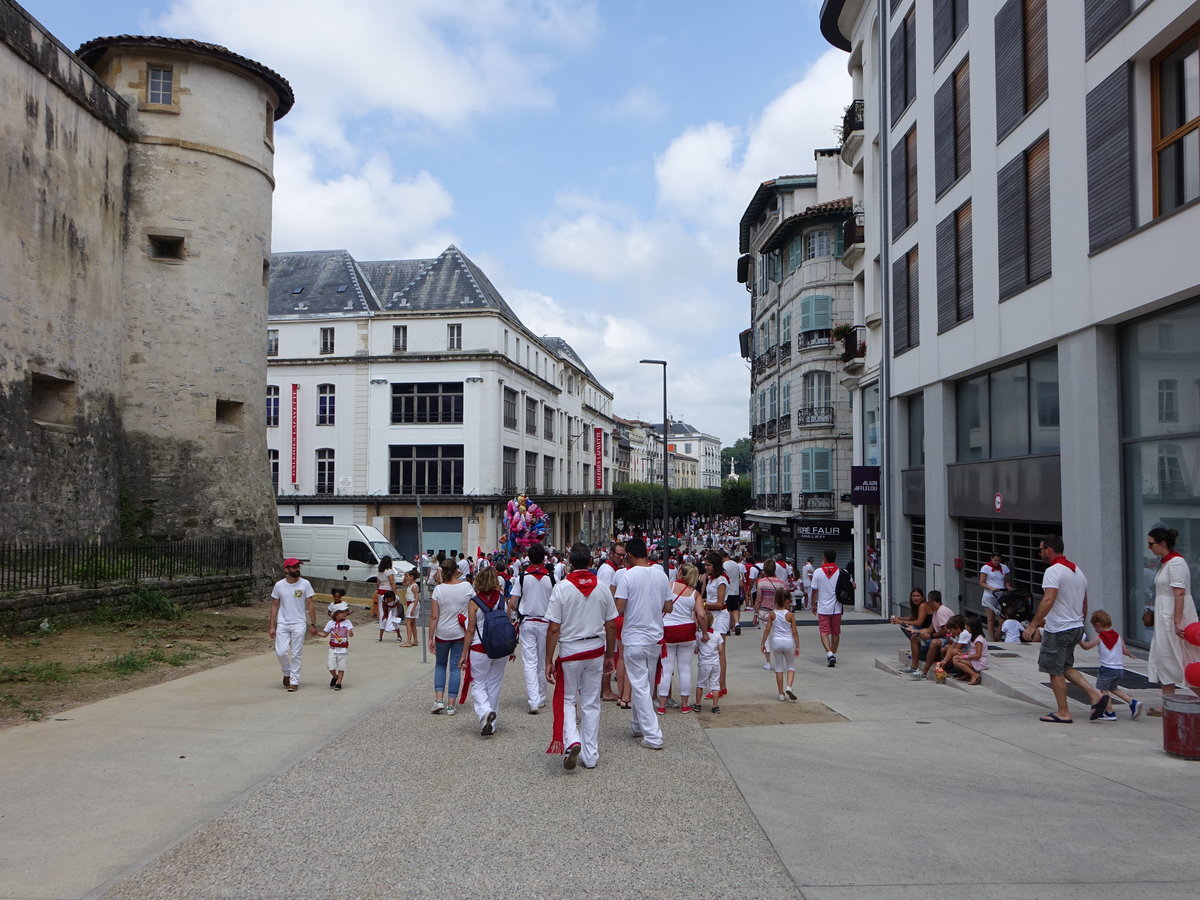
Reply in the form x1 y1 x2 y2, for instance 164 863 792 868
698 701 846 728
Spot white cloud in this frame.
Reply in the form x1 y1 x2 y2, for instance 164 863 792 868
604 85 667 122
271 140 456 258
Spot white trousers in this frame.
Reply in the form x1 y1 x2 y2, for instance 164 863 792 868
468 650 507 729
275 622 306 685
519 618 548 708
623 642 663 747
657 641 696 699
559 648 603 766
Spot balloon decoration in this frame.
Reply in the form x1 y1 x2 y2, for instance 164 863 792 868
1186 661 1200 688
1184 622 1200 647
502 493 548 556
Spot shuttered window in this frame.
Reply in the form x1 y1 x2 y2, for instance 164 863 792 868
890 9 917 126
997 133 1051 300
800 295 834 333
1087 63 1135 250
995 0 1048 141
893 127 918 238
937 201 973 333
933 0 969 67
800 448 833 493
1084 0 1131 57
935 59 971 198
892 246 920 355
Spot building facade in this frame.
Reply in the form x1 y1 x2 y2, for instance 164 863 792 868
653 422 723 489
821 0 1200 638
738 153 865 587
266 246 615 559
0 1 290 581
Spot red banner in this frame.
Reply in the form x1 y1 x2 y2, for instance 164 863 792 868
593 427 603 490
290 384 298 484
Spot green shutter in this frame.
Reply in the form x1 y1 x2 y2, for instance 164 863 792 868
813 448 832 492
813 295 833 330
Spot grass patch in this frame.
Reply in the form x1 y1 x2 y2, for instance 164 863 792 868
99 647 202 676
94 587 183 624
1 694 44 721
0 660 72 683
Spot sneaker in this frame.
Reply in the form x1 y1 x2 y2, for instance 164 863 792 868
734 626 742 636
704 692 714 700
828 656 837 668
1099 711 1118 722
528 705 539 715
778 693 787 701
430 701 445 714
666 697 680 708
719 689 728 697
785 686 797 700
334 684 342 691
898 666 917 675
711 706 720 714
655 706 666 715
909 671 925 680
443 704 457 716
286 684 298 692
330 676 338 688
283 676 291 687
639 739 663 750
563 743 581 770
763 663 772 670
538 700 546 709
481 710 496 736
1130 699 1143 720
681 705 692 713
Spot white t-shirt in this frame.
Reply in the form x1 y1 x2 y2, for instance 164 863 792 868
596 561 619 594
457 558 471 578
810 565 842 616
1042 560 1088 633
431 581 474 641
546 578 617 645
802 562 815 591
1000 618 1023 642
271 577 314 625
980 563 1010 596
697 630 723 664
553 560 566 581
723 560 742 597
706 575 730 634
511 568 554 618
615 564 670 647
323 619 353 650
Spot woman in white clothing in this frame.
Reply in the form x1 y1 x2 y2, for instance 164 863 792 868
657 563 705 714
459 567 509 735
429 559 472 715
1147 527 1200 715
375 556 399 642
703 552 730 699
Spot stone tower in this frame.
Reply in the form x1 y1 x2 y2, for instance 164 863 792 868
75 36 294 580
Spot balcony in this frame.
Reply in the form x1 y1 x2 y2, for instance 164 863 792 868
752 422 767 443
766 419 778 439
796 406 835 427
777 413 791 438
840 214 865 270
840 99 864 164
778 338 792 367
754 493 790 511
834 324 867 373
798 491 834 511
797 329 833 352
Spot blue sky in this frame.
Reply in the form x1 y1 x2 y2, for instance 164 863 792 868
28 0 849 447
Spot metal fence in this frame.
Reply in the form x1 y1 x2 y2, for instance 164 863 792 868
0 538 253 594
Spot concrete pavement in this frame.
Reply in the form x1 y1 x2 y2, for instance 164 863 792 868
0 610 1198 899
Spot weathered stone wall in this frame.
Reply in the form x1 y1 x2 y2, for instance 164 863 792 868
0 574 254 634
0 2 133 542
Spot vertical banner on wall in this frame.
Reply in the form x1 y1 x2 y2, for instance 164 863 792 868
290 384 299 484
594 427 603 490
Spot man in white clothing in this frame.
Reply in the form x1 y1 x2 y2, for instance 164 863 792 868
545 543 617 770
509 543 555 714
801 558 815 610
721 549 743 635
269 558 319 691
615 537 672 749
596 541 626 700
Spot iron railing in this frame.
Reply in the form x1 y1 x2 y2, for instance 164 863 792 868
841 99 864 143
0 538 253 594
798 329 833 350
797 406 836 426
798 492 835 510
777 413 791 437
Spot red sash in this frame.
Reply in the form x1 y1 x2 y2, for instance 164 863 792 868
663 622 697 644
546 644 606 754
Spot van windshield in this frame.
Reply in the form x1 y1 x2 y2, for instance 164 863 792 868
371 541 405 567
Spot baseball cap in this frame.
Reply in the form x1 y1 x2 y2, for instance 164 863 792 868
283 558 302 567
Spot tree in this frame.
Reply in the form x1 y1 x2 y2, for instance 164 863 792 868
720 476 751 516
721 437 752 476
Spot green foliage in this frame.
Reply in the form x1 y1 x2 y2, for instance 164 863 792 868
0 660 72 683
720 438 752 476
101 647 202 676
71 557 134 585
118 488 154 542
0 694 44 721
94 587 183 624
720 477 752 516
614 483 735 530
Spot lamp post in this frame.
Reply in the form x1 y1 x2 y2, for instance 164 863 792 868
640 359 669 575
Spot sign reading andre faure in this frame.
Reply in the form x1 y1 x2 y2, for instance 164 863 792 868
851 465 881 506
792 519 852 541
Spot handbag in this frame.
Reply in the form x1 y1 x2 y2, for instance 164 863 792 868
1142 607 1155 628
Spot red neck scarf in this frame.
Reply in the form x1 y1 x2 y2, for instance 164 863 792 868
1161 552 1183 565
566 570 597 595
526 565 548 578
1049 556 1076 572
1097 629 1120 651
820 562 839 580
988 563 1004 573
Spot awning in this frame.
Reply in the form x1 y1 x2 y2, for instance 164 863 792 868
744 510 793 525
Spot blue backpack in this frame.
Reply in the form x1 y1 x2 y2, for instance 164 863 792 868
472 595 518 659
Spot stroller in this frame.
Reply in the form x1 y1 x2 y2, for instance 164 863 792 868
997 587 1032 623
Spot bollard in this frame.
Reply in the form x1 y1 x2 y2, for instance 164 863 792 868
1162 694 1200 760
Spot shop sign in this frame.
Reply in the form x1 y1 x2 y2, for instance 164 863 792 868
792 519 852 541
851 465 880 506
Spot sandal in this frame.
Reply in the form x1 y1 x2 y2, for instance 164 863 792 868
618 701 631 709
1147 707 1165 717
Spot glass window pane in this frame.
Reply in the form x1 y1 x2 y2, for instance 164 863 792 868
990 362 1030 458
1029 353 1060 453
908 393 925 467
957 374 988 460
1120 301 1200 439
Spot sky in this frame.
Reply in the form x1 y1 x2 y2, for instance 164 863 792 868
29 0 851 447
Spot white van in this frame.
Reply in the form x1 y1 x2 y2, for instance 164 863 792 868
279 524 414 583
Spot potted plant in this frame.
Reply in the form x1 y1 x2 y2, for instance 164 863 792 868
831 322 854 342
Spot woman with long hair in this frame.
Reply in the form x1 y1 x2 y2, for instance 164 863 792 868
375 555 399 642
458 566 510 736
656 562 705 714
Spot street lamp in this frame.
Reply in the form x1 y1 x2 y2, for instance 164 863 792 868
639 358 669 575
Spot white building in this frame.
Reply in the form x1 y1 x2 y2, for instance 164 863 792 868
266 246 615 559
737 153 862 583
651 422 723 489
821 0 1200 639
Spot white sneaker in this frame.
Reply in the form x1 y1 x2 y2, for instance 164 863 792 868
430 701 445 714
443 704 457 716
763 663 772 670
639 739 663 750
909 671 925 680
898 666 917 674
785 686 797 700
527 705 539 715
778 693 787 701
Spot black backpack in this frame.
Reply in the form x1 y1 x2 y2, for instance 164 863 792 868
473 595 518 659
835 569 855 604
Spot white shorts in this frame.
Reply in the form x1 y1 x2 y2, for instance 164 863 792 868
982 592 1001 613
327 650 348 671
697 660 720 692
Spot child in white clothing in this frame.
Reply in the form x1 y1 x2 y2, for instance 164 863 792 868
760 589 800 700
324 602 353 690
694 612 723 714
1080 610 1142 721
1000 614 1023 643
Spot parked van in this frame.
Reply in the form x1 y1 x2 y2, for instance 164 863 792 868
279 524 414 582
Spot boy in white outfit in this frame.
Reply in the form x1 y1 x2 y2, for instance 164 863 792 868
323 602 353 690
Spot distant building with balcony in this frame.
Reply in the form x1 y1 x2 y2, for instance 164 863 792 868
266 245 615 557
737 151 858 569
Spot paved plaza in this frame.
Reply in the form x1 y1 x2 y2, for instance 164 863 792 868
1 614 1198 899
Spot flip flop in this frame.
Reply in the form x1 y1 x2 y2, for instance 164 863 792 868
1039 713 1072 724
1089 697 1109 720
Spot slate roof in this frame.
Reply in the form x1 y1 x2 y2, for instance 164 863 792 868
759 196 854 254
542 336 608 395
738 175 817 253
268 250 381 316
363 246 524 327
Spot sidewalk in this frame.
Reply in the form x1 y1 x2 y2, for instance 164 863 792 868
1 612 1198 899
